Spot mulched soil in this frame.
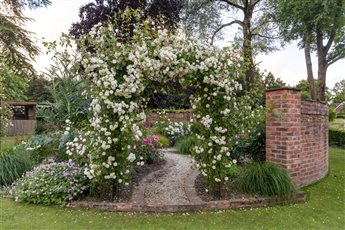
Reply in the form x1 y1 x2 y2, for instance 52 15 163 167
86 159 167 203
195 174 254 201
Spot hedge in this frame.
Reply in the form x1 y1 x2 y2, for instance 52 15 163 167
329 129 345 148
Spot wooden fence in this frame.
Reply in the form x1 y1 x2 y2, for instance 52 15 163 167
6 120 36 136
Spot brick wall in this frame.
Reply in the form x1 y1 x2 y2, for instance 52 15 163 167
142 111 193 128
266 88 328 187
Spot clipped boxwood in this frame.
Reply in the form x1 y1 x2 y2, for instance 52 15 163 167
329 129 345 148
10 162 89 205
236 162 295 197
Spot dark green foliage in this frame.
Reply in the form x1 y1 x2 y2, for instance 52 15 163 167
236 162 296 197
337 113 345 119
175 135 199 155
295 80 332 102
329 129 345 148
329 108 337 122
0 145 33 186
70 0 182 39
233 120 266 162
25 76 53 103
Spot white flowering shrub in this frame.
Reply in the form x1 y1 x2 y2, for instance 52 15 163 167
164 122 191 143
66 12 264 192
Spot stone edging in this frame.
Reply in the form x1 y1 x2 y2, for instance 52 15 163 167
69 192 306 213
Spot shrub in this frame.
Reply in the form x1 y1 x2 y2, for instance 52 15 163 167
329 129 345 148
164 122 191 144
329 108 337 122
235 162 295 197
156 134 170 148
232 119 266 163
134 135 164 164
10 162 89 205
25 133 74 164
175 135 199 155
0 145 33 186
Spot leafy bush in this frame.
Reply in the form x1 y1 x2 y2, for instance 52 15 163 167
329 129 345 148
25 133 74 164
329 108 337 121
0 145 33 186
235 162 295 197
175 135 199 155
10 162 89 205
156 134 170 148
232 121 266 163
164 122 191 144
134 135 164 164
151 110 169 134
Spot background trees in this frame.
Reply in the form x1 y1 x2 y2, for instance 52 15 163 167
332 79 345 103
183 0 278 90
269 0 345 102
0 0 51 79
69 0 182 39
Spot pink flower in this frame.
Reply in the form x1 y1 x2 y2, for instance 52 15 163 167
143 139 152 144
153 135 159 142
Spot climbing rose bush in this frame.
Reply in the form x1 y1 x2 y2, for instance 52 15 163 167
10 162 89 205
66 12 264 189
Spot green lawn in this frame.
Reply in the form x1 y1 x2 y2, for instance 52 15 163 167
330 118 345 131
1 147 344 230
0 135 30 152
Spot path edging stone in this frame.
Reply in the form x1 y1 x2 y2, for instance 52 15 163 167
69 191 306 213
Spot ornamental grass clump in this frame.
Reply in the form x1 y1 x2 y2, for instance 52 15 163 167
236 162 296 197
0 145 33 186
10 162 89 205
175 135 199 155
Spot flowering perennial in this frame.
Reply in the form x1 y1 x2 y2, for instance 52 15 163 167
10 162 89 205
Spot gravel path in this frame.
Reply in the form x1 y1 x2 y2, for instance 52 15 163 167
131 148 203 205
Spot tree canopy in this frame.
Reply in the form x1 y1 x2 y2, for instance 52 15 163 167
269 0 345 101
0 0 51 78
69 0 182 39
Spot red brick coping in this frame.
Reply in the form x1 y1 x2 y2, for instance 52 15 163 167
69 192 306 213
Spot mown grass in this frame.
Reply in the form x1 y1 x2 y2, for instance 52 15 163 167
1 147 344 229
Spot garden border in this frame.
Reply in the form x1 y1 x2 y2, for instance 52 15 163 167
69 192 306 213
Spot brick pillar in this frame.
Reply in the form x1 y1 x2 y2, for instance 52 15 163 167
266 88 302 186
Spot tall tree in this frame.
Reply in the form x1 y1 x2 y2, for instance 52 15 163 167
0 0 51 78
184 0 277 90
69 0 182 39
269 0 345 102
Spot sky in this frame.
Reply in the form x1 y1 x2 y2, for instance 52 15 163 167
24 0 344 88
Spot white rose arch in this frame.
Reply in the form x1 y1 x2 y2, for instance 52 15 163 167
66 19 262 192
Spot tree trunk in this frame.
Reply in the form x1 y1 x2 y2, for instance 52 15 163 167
304 31 316 100
317 57 328 102
316 30 328 102
242 6 255 90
